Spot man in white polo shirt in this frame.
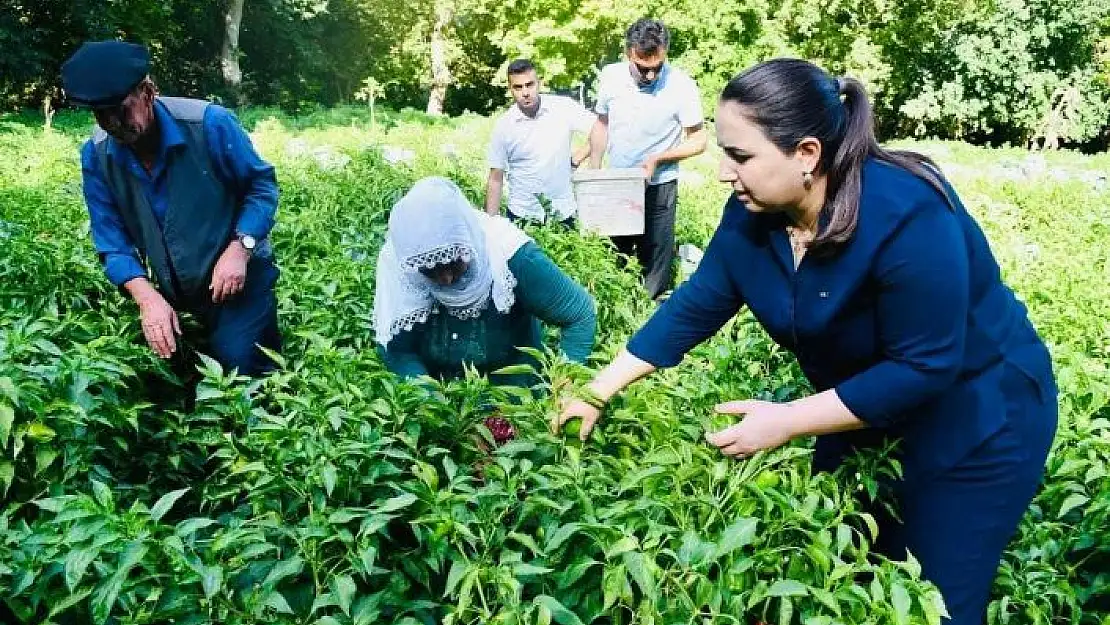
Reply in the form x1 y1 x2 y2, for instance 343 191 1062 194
485 59 596 226
588 18 707 301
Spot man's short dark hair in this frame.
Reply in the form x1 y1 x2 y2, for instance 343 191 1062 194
507 59 536 77
625 19 670 55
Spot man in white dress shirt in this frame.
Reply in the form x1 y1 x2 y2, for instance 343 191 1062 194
485 59 596 226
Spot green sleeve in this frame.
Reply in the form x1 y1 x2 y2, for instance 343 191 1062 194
508 242 597 362
377 328 430 379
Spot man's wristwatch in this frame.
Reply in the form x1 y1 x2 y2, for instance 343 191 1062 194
237 233 257 257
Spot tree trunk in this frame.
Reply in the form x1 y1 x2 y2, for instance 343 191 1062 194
42 94 54 131
221 0 246 99
425 0 452 116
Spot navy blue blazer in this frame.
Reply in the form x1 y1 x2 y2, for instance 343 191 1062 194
628 158 1056 479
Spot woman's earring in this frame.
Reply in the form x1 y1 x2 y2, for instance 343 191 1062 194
802 171 814 190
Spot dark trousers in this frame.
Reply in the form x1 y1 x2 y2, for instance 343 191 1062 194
186 255 282 376
612 180 678 300
871 363 1058 624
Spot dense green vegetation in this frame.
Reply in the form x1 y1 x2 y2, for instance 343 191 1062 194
3 0 1110 146
0 107 1106 623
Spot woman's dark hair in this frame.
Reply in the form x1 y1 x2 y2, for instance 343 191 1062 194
720 58 954 253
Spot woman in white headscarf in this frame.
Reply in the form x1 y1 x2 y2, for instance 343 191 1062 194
374 177 597 388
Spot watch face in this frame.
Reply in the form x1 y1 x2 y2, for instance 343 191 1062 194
241 235 257 250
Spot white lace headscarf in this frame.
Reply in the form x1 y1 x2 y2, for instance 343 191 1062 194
373 177 531 346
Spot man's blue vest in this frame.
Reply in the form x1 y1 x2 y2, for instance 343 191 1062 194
93 97 238 307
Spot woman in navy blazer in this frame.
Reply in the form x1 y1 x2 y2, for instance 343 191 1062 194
555 59 1058 624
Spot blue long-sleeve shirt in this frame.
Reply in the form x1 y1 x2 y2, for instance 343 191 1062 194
627 158 1055 479
80 100 278 286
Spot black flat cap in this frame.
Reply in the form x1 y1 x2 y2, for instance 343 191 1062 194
61 41 150 108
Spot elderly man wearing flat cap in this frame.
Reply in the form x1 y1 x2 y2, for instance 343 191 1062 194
62 40 282 375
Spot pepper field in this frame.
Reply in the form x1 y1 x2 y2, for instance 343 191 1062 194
0 107 1106 625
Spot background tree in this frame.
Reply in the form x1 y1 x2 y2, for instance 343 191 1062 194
2 0 1108 147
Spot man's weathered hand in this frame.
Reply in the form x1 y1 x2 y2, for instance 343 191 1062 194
137 290 182 358
210 241 250 304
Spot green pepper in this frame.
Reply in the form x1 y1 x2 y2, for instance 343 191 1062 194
705 413 733 434
563 418 583 438
754 470 781 489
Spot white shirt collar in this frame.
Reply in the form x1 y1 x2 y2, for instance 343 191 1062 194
508 96 551 122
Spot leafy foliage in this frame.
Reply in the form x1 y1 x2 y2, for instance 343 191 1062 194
3 0 1110 143
0 106 1107 624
